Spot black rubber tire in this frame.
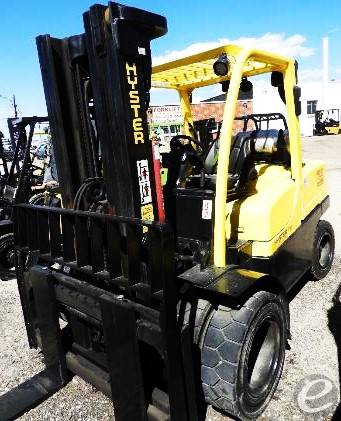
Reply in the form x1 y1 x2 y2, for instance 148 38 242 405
179 299 213 342
29 192 61 208
310 220 335 280
29 193 46 206
200 291 288 421
0 233 36 271
0 233 15 269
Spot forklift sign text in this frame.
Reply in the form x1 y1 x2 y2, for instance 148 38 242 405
126 62 144 144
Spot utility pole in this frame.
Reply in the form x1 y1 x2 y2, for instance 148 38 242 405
0 93 19 117
12 95 18 118
322 37 329 109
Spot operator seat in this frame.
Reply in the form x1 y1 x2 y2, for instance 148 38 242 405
203 128 290 189
203 131 254 189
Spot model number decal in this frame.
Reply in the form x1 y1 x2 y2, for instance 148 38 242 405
274 225 293 245
126 62 144 144
316 168 324 187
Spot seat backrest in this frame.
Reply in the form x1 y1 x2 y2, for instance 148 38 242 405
203 138 220 174
228 131 254 175
203 131 255 175
203 128 289 186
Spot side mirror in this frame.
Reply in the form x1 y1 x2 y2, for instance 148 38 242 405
294 85 301 116
271 71 283 87
294 60 299 84
271 71 301 116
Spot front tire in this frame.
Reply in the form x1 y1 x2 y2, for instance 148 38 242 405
0 233 35 272
0 233 15 269
310 220 335 280
201 291 288 420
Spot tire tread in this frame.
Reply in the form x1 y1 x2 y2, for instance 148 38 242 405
201 291 287 420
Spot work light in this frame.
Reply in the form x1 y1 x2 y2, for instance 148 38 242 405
213 54 230 76
240 77 253 92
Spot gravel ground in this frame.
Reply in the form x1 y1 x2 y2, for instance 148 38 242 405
1 134 341 420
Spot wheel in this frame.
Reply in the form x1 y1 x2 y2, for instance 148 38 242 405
310 220 335 280
180 298 212 342
0 233 35 271
200 291 288 421
30 192 61 207
0 233 15 269
29 192 46 205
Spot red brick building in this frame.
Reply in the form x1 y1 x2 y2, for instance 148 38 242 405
149 91 253 135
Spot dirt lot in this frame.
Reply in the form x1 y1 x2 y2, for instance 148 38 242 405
1 135 341 420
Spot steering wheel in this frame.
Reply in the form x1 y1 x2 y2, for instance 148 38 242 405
170 134 204 151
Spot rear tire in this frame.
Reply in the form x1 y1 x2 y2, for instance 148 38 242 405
310 220 335 280
200 291 288 421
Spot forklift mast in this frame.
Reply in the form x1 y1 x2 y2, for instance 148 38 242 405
37 2 167 218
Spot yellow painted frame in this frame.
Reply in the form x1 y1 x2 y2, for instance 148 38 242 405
152 45 302 268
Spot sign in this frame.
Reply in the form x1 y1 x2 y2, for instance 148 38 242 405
151 105 183 124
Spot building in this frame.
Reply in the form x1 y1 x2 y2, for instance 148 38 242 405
252 78 341 137
254 37 341 136
148 89 253 152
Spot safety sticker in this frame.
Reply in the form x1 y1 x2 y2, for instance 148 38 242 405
137 159 152 204
141 203 154 221
202 199 212 220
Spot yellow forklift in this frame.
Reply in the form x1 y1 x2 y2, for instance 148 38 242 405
0 2 334 421
314 108 341 135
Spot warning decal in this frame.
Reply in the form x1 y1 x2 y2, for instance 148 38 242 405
202 199 212 220
141 204 154 221
137 159 152 205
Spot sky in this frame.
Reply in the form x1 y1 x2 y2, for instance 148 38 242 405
0 0 341 135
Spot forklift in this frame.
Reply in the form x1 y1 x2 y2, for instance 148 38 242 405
0 2 335 421
0 117 59 274
314 108 341 135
